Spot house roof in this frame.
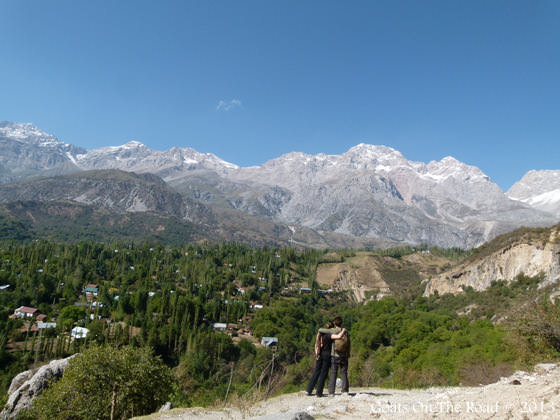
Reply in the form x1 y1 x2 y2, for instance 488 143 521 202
15 306 38 314
261 337 279 346
71 326 89 337
37 322 57 329
72 326 88 331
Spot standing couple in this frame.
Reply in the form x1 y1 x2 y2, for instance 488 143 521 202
306 316 350 397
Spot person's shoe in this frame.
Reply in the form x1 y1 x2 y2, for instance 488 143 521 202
306 392 313 396
316 394 324 397
328 394 335 398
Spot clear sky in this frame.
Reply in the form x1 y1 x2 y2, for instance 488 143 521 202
2 0 559 191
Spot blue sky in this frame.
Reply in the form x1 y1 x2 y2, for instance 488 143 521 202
2 1 559 190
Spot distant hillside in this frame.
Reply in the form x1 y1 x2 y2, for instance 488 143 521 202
0 201 200 244
0 169 190 218
0 169 397 249
0 199 394 249
316 248 465 302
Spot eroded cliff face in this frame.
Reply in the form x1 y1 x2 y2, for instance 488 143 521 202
424 229 560 296
333 264 390 302
315 252 452 302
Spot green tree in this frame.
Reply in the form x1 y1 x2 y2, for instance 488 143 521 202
28 345 173 420
58 305 86 331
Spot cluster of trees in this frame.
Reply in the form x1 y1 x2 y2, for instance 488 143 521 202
337 274 560 389
346 298 512 387
0 240 326 407
374 244 471 260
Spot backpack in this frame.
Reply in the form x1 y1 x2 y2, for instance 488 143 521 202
334 330 350 355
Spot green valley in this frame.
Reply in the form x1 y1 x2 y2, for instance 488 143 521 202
1 226 560 418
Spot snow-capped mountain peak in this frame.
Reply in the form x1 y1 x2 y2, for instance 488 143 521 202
425 156 489 183
73 141 239 176
91 140 147 153
347 143 399 156
508 170 560 214
345 143 404 162
122 140 145 148
0 121 46 139
0 121 68 148
0 122 86 178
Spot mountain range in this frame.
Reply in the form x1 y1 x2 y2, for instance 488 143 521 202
0 121 558 248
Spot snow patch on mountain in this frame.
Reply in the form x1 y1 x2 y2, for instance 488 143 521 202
526 189 560 206
508 170 560 214
0 121 76 150
0 122 54 142
74 142 238 176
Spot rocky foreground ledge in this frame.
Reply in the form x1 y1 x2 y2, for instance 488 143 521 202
136 363 560 420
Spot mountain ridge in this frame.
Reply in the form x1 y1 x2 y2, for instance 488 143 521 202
0 121 558 248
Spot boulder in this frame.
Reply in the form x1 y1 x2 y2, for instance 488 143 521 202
159 401 173 412
1 355 75 419
292 413 315 420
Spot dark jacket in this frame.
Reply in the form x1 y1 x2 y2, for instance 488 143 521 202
318 327 350 357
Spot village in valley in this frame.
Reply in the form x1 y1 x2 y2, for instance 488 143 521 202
0 243 338 367
5 281 335 352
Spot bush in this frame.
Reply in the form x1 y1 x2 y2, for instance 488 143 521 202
26 345 172 420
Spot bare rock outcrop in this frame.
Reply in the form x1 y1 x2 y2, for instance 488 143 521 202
1 355 75 419
316 259 390 303
424 229 560 296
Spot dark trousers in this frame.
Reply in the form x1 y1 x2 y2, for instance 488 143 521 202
328 355 349 395
306 353 331 396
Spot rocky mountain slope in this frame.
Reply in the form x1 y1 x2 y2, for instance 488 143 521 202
423 225 560 296
224 144 555 248
74 140 237 179
0 122 83 183
0 198 390 250
508 170 560 215
1 121 558 248
0 170 191 218
0 200 204 244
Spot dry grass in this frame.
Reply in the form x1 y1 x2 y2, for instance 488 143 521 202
458 362 514 386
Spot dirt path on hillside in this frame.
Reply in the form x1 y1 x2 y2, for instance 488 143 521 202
139 363 560 420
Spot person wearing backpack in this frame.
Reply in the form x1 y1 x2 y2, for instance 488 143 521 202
306 321 347 397
319 316 350 396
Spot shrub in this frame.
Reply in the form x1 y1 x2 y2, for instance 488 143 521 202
26 345 172 420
